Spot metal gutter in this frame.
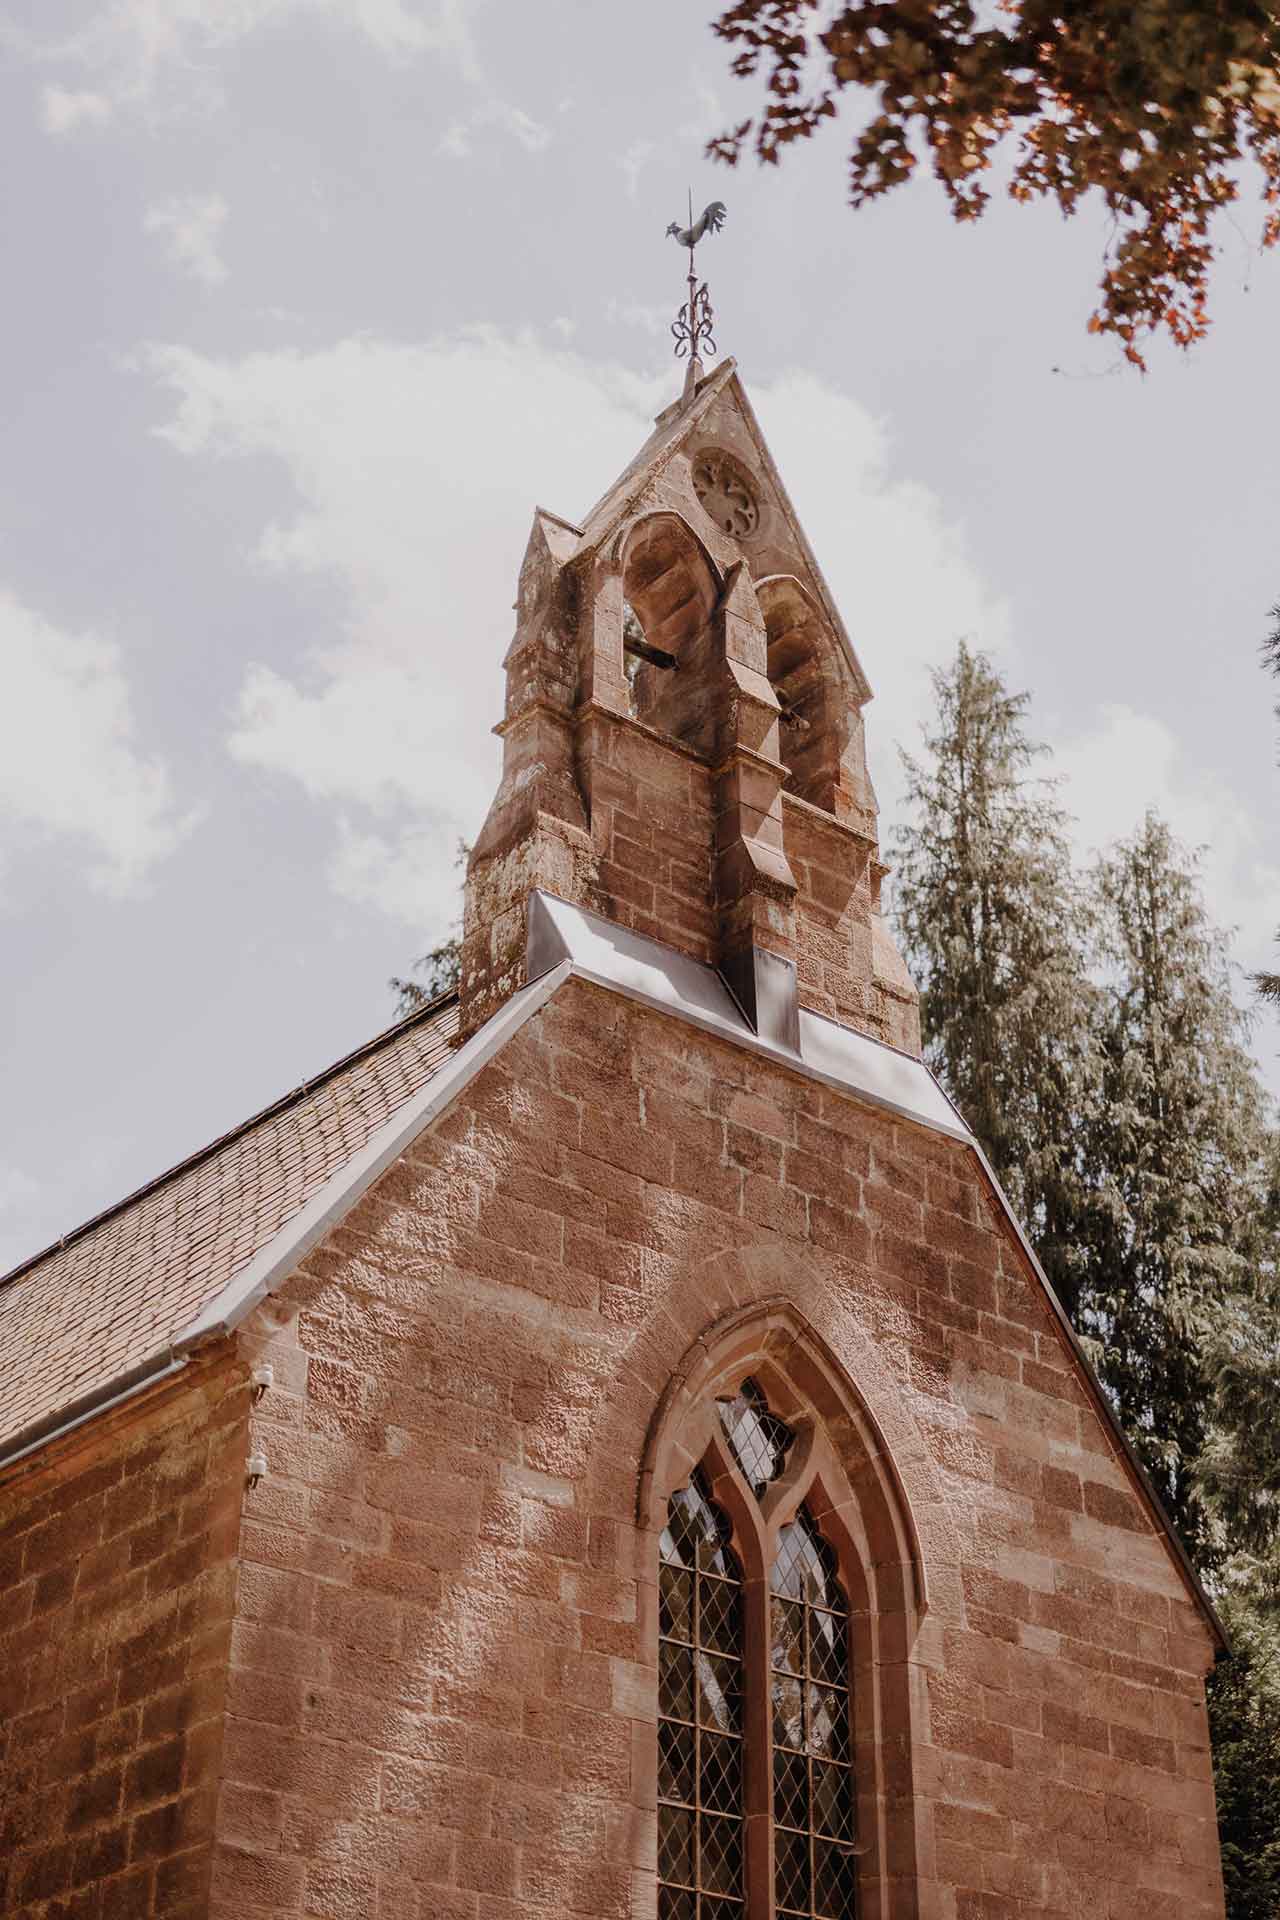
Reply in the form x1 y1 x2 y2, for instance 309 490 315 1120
0 1352 189 1477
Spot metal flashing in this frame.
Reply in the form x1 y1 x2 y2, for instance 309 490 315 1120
526 890 965 1143
1 886 1225 1651
175 962 573 1350
523 889 1226 1651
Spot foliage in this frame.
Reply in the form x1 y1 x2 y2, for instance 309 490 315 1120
390 934 461 1015
1259 607 1280 1006
1207 1555 1280 1920
708 0 1280 364
891 643 1103 1319
1086 815 1272 1561
1197 1130 1280 1554
893 642 1280 1908
390 839 467 1015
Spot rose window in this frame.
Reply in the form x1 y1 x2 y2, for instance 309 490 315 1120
692 451 760 540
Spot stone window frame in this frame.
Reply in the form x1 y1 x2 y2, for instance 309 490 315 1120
639 1308 927 1920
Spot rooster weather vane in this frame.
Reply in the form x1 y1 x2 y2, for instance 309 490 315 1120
668 194 726 396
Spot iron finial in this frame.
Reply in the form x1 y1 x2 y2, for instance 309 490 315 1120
669 193 726 400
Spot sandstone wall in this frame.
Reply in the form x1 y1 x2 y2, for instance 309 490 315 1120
217 976 1225 1920
0 1351 248 1919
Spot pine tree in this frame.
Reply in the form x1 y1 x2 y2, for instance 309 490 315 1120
891 643 1102 1318
1207 1554 1280 1920
1086 814 1272 1563
893 647 1280 1903
389 838 468 1015
390 934 461 1016
1258 608 1279 1007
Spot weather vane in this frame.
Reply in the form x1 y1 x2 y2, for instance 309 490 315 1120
668 192 726 397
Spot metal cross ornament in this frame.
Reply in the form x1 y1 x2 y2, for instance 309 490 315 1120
668 192 725 388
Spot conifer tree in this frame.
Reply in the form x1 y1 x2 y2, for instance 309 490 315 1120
1086 814 1271 1562
390 839 467 1014
891 643 1102 1318
1259 608 1279 1007
1208 1555 1280 1920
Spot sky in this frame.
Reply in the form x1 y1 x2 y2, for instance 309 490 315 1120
1 0 1277 1271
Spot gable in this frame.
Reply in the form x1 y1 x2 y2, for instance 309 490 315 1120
0 893 1226 1652
566 362 873 705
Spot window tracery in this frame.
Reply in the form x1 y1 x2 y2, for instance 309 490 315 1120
642 1306 927 1920
717 1377 794 1496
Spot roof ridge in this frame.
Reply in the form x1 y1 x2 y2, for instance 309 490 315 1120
0 989 460 1293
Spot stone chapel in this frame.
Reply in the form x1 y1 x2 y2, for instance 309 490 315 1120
0 354 1229 1920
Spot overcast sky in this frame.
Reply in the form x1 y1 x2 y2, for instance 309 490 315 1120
1 0 1277 1272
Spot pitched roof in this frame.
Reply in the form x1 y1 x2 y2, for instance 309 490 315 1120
0 995 458 1461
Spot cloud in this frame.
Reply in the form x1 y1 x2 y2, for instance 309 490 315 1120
0 589 196 898
146 332 666 936
330 818 466 925
144 193 229 286
750 371 1013 836
618 137 656 201
142 325 1275 1084
143 332 1009 945
1055 702 1280 969
438 96 550 159
40 86 112 134
21 1 545 153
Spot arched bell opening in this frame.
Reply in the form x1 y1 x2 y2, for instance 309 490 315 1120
758 575 850 813
618 512 721 756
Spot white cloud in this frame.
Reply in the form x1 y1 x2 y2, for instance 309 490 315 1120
22 0 545 152
618 137 655 201
680 77 723 146
40 86 112 134
143 333 1008 941
144 193 228 286
142 328 1276 1086
751 372 1013 836
0 590 196 898
438 96 550 158
145 333 665 935
1055 702 1280 970
330 817 465 924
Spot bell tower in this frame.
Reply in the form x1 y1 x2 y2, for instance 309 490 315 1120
460 219 917 1054
459 354 919 1057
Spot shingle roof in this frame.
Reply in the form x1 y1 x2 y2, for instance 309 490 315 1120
0 995 459 1458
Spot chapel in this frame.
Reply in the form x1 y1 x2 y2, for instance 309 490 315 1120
0 321 1229 1920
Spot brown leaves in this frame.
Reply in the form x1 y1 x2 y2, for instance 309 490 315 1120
710 0 1280 361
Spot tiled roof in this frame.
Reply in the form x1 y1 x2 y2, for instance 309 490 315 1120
0 995 459 1457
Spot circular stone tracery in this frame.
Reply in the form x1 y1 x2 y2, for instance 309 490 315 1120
692 449 760 540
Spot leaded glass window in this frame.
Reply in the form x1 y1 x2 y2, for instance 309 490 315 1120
658 1471 746 1920
717 1378 795 1496
654 1376 867 1920
771 1508 856 1919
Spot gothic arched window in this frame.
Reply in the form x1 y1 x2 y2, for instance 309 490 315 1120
655 1379 861 1920
658 1473 746 1920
